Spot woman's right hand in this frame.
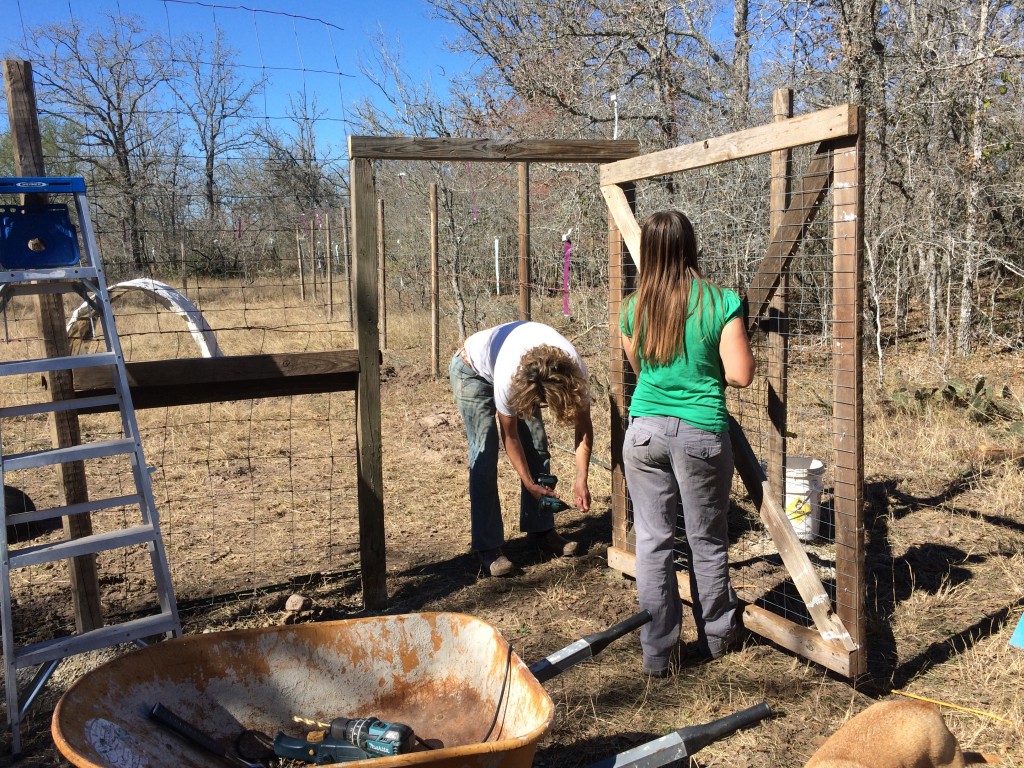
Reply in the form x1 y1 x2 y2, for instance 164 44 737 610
527 481 558 502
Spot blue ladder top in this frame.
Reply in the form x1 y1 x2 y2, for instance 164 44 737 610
0 177 86 195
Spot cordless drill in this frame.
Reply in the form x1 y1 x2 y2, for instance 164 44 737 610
536 473 571 513
303 716 416 758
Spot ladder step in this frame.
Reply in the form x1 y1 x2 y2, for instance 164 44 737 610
13 611 180 669
3 438 136 471
5 494 142 527
0 393 121 419
9 524 160 569
0 267 100 283
0 352 117 377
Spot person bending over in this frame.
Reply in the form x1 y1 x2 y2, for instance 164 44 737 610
620 210 755 677
449 321 594 577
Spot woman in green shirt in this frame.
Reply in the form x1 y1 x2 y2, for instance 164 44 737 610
620 210 755 677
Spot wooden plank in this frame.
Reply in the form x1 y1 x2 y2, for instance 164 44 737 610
349 136 640 163
745 146 834 330
601 184 641 269
832 119 866 677
73 351 361 409
729 416 857 652
601 105 858 185
518 163 531 321
4 58 102 633
351 157 388 610
607 183 636 554
608 546 851 676
741 604 851 675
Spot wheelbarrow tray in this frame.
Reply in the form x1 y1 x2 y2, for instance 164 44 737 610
53 612 554 768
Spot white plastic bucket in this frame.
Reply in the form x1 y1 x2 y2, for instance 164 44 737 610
784 456 826 542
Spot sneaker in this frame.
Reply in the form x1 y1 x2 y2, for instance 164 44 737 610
528 529 578 557
479 548 514 577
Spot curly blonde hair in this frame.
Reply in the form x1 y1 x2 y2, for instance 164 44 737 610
507 345 589 424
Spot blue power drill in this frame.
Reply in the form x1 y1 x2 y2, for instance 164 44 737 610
295 716 416 758
536 473 571 514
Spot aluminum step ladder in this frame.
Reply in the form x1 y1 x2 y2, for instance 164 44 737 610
0 177 180 754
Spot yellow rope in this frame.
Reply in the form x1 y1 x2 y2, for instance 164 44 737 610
891 689 1014 726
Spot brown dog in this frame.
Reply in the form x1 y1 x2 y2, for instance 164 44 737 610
804 699 997 768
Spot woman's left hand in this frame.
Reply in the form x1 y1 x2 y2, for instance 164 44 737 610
573 478 591 513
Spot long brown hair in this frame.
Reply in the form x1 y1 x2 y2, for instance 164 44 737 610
633 210 715 365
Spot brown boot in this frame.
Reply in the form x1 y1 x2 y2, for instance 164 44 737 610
529 529 578 557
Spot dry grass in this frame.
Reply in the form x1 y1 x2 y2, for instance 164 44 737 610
2 289 1023 766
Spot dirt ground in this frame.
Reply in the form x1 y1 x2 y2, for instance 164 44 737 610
5 322 1024 768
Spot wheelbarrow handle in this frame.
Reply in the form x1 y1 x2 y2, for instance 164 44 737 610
150 703 264 768
529 610 652 684
584 702 773 768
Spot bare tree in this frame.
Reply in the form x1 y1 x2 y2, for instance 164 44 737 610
22 12 172 270
168 26 265 220
429 0 748 148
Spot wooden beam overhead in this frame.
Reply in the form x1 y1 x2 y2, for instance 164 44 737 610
349 136 641 163
600 104 858 186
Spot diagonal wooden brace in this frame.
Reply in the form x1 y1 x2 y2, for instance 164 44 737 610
729 415 857 652
744 142 835 333
601 183 641 269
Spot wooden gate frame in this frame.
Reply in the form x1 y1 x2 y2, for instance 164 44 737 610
601 104 867 678
348 137 640 609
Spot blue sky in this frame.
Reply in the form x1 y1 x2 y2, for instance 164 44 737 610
1 0 472 141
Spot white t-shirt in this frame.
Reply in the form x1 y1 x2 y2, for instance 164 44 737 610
461 321 588 417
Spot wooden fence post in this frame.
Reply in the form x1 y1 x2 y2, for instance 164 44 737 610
296 226 305 301
310 217 318 302
351 159 387 609
767 88 793 507
377 199 387 350
326 210 334 320
518 162 531 321
341 206 353 327
430 184 439 378
3 59 102 632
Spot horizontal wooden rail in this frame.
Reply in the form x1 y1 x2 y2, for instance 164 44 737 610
349 136 641 163
606 546 852 676
600 104 859 185
72 350 361 410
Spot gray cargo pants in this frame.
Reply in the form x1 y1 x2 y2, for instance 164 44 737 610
623 415 739 670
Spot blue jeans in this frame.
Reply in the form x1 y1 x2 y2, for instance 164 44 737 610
449 354 554 552
623 415 738 669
